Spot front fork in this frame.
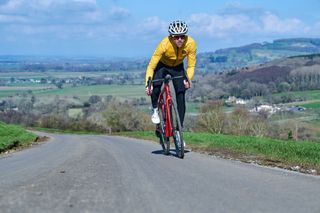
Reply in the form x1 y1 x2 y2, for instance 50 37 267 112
165 98 173 138
159 84 173 138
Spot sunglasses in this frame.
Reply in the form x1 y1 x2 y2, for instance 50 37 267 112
172 35 186 40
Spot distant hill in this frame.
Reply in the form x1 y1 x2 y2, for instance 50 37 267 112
197 38 320 73
0 55 149 72
189 53 320 100
1 38 320 73
225 53 320 85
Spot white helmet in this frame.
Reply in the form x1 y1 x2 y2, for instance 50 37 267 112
168 20 188 35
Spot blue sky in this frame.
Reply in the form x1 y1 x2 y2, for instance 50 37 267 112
1 0 320 57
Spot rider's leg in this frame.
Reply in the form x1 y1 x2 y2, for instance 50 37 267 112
171 76 186 128
150 64 166 124
151 63 166 108
174 86 187 147
151 86 161 109
175 91 186 127
170 66 187 128
150 85 161 124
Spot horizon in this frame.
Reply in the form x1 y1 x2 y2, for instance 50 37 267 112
1 0 320 57
1 36 320 59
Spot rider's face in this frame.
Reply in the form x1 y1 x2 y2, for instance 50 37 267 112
171 35 185 48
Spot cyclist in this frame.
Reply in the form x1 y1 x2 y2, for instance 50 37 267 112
145 20 197 128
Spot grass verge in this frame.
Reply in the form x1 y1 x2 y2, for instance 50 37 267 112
0 122 38 153
119 131 320 175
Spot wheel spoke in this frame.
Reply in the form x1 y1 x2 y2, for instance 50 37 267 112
171 101 184 158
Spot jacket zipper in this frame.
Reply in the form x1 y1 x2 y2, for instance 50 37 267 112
173 46 179 66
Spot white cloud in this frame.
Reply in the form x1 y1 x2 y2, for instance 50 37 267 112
0 0 97 17
0 0 107 34
189 13 259 37
188 11 311 38
220 1 264 16
136 16 167 36
260 12 308 34
108 6 131 20
0 1 319 54
0 0 134 27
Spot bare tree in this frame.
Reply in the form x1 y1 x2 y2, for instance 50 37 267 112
226 107 250 135
196 100 226 134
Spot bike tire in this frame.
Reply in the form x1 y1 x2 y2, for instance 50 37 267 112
156 124 166 151
171 100 184 159
159 105 170 155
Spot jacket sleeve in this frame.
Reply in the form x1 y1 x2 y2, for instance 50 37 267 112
186 41 197 81
145 41 165 87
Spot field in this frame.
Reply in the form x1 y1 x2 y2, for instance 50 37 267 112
0 70 146 100
0 69 200 112
186 102 201 113
33 84 145 99
0 71 142 79
0 85 54 97
274 90 320 101
252 49 304 60
300 101 320 109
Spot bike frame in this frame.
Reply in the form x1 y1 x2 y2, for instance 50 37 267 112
148 73 186 158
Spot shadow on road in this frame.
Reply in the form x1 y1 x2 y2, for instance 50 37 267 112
151 150 164 155
151 149 190 158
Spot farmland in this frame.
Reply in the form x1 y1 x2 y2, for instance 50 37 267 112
0 53 319 144
33 84 145 99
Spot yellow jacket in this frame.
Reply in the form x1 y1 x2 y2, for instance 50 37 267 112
145 35 197 86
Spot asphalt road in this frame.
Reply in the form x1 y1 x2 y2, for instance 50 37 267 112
0 132 319 213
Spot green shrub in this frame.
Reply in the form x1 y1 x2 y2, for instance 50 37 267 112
195 100 225 133
103 102 153 132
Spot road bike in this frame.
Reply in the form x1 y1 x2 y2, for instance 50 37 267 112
148 73 185 158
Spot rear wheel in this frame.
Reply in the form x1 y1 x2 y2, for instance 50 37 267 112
171 101 184 159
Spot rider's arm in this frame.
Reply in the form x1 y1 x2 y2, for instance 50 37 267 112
145 41 166 87
186 40 197 81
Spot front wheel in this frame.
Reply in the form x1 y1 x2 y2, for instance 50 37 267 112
171 101 184 159
158 106 170 155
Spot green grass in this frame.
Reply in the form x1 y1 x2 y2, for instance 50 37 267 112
0 83 146 101
0 71 143 79
2 85 133 99
300 101 320 109
0 85 53 98
0 90 20 98
186 102 201 113
184 133 320 164
120 131 320 167
33 84 145 98
0 122 37 152
275 90 320 100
